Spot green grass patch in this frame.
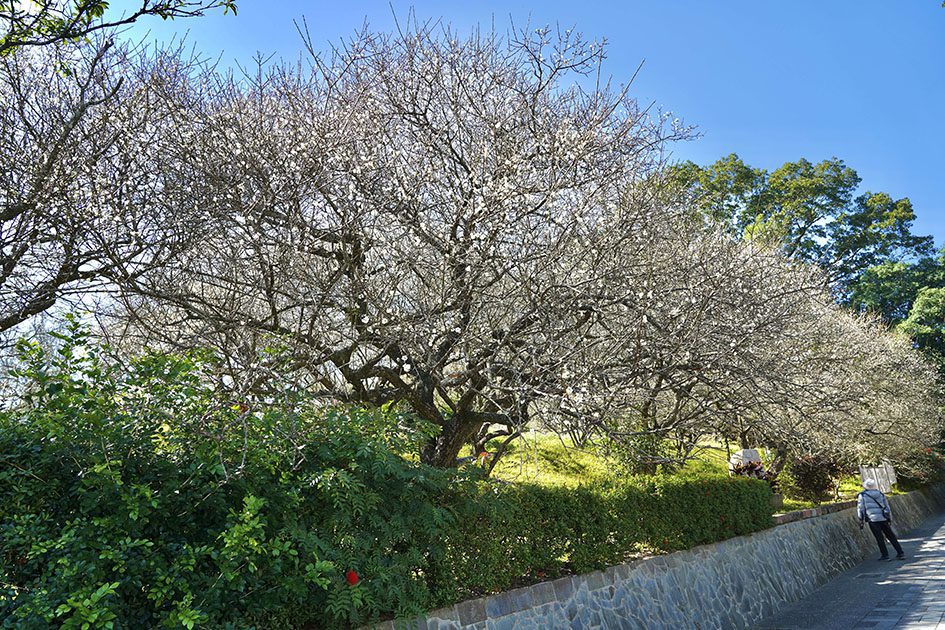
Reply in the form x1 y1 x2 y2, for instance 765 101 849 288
486 434 734 486
481 433 615 487
680 442 731 476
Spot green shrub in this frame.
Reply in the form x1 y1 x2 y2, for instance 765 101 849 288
895 448 945 491
780 454 844 504
0 325 452 629
606 430 679 475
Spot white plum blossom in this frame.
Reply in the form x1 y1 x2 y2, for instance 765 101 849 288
89 22 944 470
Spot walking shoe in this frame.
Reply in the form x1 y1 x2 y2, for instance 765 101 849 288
879 555 890 561
896 554 906 560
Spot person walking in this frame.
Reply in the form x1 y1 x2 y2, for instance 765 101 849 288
857 478 904 561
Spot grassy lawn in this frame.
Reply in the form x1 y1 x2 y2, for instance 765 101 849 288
485 433 735 487
485 433 615 487
483 432 874 514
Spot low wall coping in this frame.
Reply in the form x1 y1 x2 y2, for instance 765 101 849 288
773 499 858 525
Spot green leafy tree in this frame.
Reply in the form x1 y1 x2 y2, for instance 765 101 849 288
669 154 933 288
0 0 236 55
848 252 945 381
899 286 945 373
846 252 945 324
666 153 765 229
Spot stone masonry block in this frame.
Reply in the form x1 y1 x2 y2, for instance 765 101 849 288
584 570 607 592
455 598 486 625
604 565 623 585
484 586 534 618
425 606 459 623
552 575 575 602
530 580 557 606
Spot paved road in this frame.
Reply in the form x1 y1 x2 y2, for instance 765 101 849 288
759 511 945 629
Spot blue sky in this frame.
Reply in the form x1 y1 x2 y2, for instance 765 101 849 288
128 1 945 245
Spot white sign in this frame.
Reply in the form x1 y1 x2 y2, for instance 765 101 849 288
859 461 897 493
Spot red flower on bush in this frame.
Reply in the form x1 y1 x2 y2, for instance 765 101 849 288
345 569 359 586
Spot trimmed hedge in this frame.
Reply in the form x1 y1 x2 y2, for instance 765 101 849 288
0 332 773 628
432 475 773 604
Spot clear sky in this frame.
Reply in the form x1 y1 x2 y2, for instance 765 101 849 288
127 1 945 245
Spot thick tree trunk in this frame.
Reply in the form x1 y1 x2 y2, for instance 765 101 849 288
420 414 483 468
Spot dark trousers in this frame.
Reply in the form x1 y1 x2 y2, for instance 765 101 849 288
868 520 903 557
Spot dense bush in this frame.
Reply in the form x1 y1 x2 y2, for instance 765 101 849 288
431 475 773 604
0 327 453 628
780 454 845 503
0 329 773 628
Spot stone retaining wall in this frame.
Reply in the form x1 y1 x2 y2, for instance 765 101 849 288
375 484 945 630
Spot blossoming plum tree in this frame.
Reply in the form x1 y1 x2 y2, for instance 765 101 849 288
0 39 208 337
110 23 692 466
0 1 236 340
78 21 944 469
